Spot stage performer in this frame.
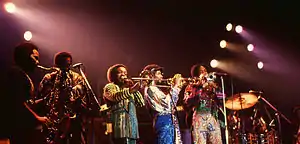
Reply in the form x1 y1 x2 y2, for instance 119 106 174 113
1 42 48 144
142 64 183 144
103 64 145 144
184 64 222 144
38 52 89 144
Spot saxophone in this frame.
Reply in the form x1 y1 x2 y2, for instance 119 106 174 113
43 70 78 144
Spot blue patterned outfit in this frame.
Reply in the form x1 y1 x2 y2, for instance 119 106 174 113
144 86 182 144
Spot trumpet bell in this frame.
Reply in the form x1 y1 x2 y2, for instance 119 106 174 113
206 72 217 81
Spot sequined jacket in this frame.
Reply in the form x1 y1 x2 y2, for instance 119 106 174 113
38 70 87 114
37 70 88 143
103 83 144 139
184 85 219 119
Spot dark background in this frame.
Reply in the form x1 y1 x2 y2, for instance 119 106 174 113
1 0 299 143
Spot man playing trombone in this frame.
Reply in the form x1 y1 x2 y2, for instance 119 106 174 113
141 64 183 144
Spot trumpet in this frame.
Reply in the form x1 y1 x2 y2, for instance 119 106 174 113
205 72 217 81
131 77 172 88
131 72 217 86
131 77 201 86
131 77 171 81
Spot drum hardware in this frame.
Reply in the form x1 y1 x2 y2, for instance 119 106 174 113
226 90 292 144
225 92 259 144
225 93 258 111
255 92 291 144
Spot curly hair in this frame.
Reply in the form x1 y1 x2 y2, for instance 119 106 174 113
14 42 38 67
54 52 72 68
107 64 127 83
142 64 163 78
190 64 207 77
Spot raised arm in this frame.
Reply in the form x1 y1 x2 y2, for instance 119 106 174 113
184 85 200 107
146 86 168 108
169 87 181 104
71 73 88 109
103 83 134 102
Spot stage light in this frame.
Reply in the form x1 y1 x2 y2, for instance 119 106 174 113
220 40 227 48
257 61 264 69
4 2 16 13
24 31 32 41
210 59 219 68
226 23 233 31
247 44 254 51
235 25 243 33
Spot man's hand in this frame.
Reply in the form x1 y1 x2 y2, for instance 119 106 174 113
129 82 140 93
173 74 183 88
36 116 49 123
185 85 193 93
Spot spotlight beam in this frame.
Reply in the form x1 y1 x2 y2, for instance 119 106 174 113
235 25 243 33
4 2 16 13
220 40 227 48
210 59 219 68
24 31 32 41
257 61 264 69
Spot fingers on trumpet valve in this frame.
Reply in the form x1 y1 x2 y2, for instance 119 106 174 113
178 77 199 85
169 74 200 86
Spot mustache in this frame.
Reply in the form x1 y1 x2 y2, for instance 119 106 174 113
120 76 128 80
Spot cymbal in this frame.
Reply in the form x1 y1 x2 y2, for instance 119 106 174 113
225 93 258 110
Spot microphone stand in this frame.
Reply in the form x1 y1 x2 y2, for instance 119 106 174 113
74 65 101 109
258 94 292 144
170 92 178 144
74 65 101 144
220 75 229 144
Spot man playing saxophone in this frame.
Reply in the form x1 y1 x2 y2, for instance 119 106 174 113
1 42 48 144
141 64 183 144
38 52 88 144
103 64 144 144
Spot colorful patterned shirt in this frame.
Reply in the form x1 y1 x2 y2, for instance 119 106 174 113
144 86 180 115
103 83 144 139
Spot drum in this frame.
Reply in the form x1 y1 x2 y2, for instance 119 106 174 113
228 133 258 144
246 133 259 144
265 130 279 144
228 133 273 144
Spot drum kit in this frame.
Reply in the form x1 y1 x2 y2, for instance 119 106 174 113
224 91 291 144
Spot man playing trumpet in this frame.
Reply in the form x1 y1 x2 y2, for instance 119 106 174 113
141 64 183 144
184 64 222 144
103 64 145 144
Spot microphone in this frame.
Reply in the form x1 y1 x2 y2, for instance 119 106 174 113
212 72 228 76
72 63 83 68
249 90 263 94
